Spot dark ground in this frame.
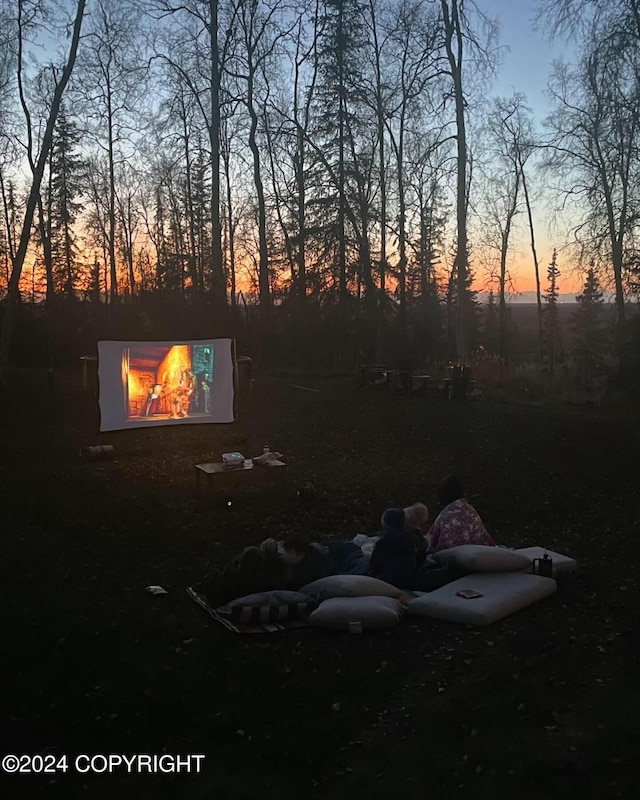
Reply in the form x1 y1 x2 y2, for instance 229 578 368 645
1 366 639 800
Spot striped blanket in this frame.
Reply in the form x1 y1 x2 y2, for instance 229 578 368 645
186 587 312 634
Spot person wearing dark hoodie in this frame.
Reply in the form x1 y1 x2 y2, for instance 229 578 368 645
369 505 468 592
368 508 417 587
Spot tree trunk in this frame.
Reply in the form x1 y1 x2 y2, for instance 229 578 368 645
337 5 348 308
295 122 306 303
106 85 118 311
181 96 201 294
441 0 468 361
397 112 407 336
369 0 386 294
498 179 519 359
208 0 227 318
519 163 543 364
223 142 237 310
0 172 17 270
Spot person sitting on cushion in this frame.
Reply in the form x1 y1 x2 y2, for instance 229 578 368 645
426 475 495 554
365 505 464 591
300 506 429 578
403 502 430 564
369 507 417 587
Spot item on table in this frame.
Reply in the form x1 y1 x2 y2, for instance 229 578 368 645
222 452 245 469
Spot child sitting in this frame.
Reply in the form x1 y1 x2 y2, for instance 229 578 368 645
369 504 464 591
403 502 430 564
369 508 417 587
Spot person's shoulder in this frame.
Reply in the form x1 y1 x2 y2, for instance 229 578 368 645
436 500 460 519
460 498 482 517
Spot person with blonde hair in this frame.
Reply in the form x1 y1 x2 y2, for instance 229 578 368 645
404 502 429 532
403 502 430 564
370 503 470 591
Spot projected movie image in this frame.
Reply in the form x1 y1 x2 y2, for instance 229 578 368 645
126 344 214 422
98 338 235 432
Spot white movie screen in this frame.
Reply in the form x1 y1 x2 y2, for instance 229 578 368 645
97 338 235 432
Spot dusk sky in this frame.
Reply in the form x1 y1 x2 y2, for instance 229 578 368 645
476 0 584 296
14 1 589 300
488 0 573 116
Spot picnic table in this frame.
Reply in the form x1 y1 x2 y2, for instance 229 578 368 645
360 364 434 393
359 364 390 386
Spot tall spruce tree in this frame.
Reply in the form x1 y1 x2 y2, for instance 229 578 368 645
542 248 562 376
483 290 499 355
312 0 369 306
572 265 605 384
0 174 19 292
446 244 481 361
49 103 85 299
191 137 211 295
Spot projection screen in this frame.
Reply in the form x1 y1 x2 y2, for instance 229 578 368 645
97 338 235 432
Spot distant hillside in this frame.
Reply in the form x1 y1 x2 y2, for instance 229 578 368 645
477 291 616 304
484 302 625 358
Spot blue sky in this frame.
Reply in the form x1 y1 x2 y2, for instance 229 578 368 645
472 0 585 293
483 0 577 123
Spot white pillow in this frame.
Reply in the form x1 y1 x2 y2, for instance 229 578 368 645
513 547 578 577
309 596 403 632
432 545 532 572
300 574 405 601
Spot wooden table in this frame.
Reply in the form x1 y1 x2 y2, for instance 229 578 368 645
359 364 390 386
194 459 287 495
411 374 432 392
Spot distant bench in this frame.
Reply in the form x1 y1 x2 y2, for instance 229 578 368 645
359 365 434 393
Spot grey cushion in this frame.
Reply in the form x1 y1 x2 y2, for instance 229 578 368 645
432 545 532 572
300 574 405 601
309 596 403 632
406 571 557 626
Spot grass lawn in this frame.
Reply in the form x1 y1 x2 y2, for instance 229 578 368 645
2 366 639 799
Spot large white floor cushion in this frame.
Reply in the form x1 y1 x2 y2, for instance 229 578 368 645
406 571 557 626
514 547 578 577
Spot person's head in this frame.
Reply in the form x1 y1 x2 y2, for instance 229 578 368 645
231 547 264 573
437 475 465 507
381 507 405 533
261 538 278 556
282 534 310 565
283 534 310 556
404 502 429 532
